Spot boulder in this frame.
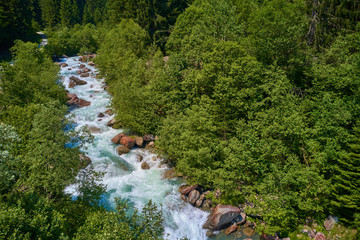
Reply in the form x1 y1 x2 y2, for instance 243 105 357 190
66 93 78 105
111 133 126 144
206 230 215 237
79 64 85 68
147 141 155 148
88 126 101 133
88 61 95 66
225 224 238 235
315 232 326 240
116 146 130 155
83 67 91 73
203 204 240 231
105 109 114 116
70 76 87 85
61 63 68 67
107 119 116 127
244 221 253 228
188 190 200 205
143 134 155 142
141 162 150 170
80 72 90 77
163 168 177 179
232 212 246 225
179 185 198 195
195 194 205 208
180 194 187 202
136 154 143 162
324 215 337 231
78 99 91 107
120 136 135 149
68 68 72 70
203 199 212 208
244 227 255 237
97 112 105 118
69 81 76 88
77 70 82 74
135 136 144 147
79 153 91 167
78 57 82 61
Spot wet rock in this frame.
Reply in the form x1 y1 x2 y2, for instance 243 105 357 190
97 112 105 118
203 199 212 209
107 119 116 127
180 194 187 202
111 133 126 144
78 99 91 107
105 109 114 116
141 162 150 170
203 204 240 231
120 136 136 149
135 136 144 147
225 224 238 235
68 68 72 70
188 190 200 205
136 154 143 162
147 141 155 148
324 215 337 231
69 81 76 88
143 134 155 142
116 146 130 155
70 76 87 85
179 185 198 195
232 212 246 225
163 168 177 179
79 64 85 68
244 227 255 237
88 61 95 66
244 221 253 228
77 70 82 74
206 230 215 237
152 156 157 161
314 232 325 240
83 67 91 73
195 194 205 208
80 72 90 77
88 126 101 133
61 63 68 67
79 153 91 167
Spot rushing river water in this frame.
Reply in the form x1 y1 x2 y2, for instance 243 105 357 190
60 56 259 240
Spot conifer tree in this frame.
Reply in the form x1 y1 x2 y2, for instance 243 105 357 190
60 0 72 27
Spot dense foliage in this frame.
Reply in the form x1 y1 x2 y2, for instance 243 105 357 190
89 0 360 237
0 41 164 239
1 0 360 238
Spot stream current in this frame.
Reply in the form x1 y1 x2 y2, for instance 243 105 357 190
60 56 209 239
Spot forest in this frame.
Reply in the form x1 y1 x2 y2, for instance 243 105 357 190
1 0 360 239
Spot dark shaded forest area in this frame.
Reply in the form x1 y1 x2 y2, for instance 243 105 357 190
1 0 360 239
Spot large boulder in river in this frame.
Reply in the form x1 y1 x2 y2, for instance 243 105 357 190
78 99 91 107
107 119 116 127
179 185 198 195
203 204 241 231
88 61 95 66
135 136 144 147
80 72 90 77
111 133 126 144
141 162 150 170
61 63 68 67
120 136 135 149
70 76 87 85
117 146 130 155
188 190 200 205
83 67 91 73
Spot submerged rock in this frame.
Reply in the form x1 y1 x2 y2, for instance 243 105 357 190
141 162 150 170
116 146 130 155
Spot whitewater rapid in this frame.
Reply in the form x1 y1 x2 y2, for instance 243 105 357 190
60 56 210 239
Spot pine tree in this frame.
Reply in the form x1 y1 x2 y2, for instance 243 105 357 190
60 0 72 27
331 123 360 222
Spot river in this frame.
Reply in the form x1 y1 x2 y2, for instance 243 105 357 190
59 56 259 240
